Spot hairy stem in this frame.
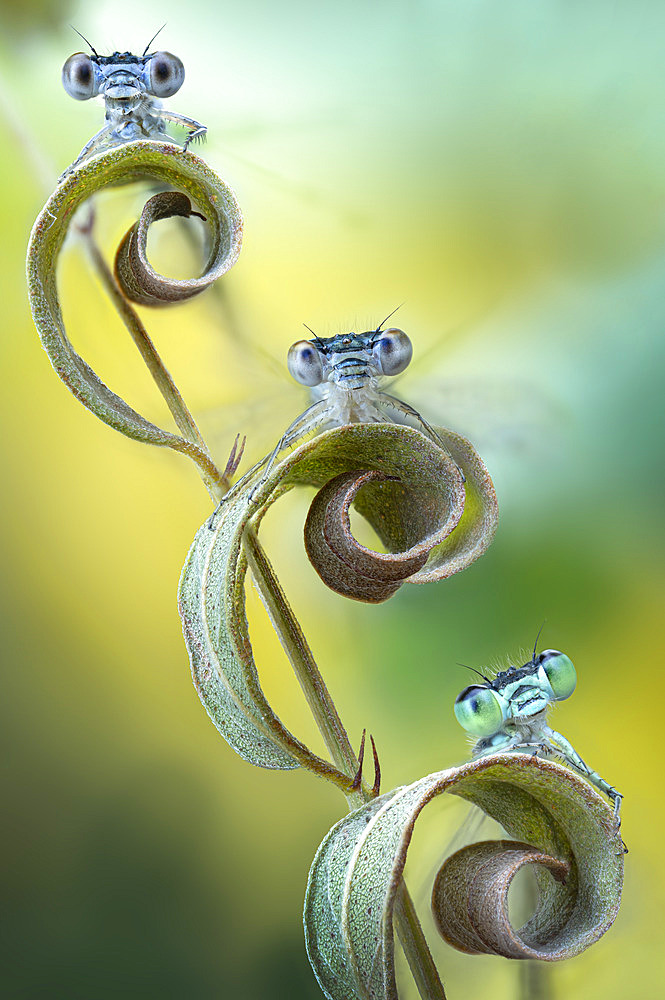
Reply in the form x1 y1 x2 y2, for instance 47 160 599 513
78 212 227 502
243 524 447 1000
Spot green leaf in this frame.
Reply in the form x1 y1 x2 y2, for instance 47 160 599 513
304 754 624 1000
26 140 242 451
178 423 498 770
179 483 306 771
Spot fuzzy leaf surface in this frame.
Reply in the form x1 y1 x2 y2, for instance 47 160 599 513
304 754 624 1000
26 141 242 450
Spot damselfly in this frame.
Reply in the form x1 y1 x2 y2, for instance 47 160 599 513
60 28 206 177
224 316 456 501
454 646 623 820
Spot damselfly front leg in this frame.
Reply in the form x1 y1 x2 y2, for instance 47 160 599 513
542 725 623 819
60 123 118 179
211 398 329 509
206 400 328 523
156 109 207 150
377 392 449 450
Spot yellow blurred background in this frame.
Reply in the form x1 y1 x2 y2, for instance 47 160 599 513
2 1 663 997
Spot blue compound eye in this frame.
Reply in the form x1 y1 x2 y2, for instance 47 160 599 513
373 328 412 376
287 340 324 386
538 649 576 701
62 53 99 100
454 685 504 737
146 52 185 98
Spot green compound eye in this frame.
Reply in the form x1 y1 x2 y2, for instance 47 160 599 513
538 649 577 701
454 685 504 738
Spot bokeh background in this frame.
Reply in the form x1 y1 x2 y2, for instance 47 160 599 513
2 1 664 997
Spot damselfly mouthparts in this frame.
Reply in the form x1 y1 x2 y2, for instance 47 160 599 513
60 29 206 177
454 647 623 822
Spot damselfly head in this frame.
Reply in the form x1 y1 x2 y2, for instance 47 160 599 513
452 643 620 820
454 647 577 737
287 327 412 389
62 49 185 102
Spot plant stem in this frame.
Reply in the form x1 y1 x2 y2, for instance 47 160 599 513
244 524 358 778
519 962 553 1000
518 867 553 1000
78 212 227 502
243 524 447 1000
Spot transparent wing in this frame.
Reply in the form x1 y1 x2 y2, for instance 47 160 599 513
196 350 566 487
196 363 310 475
411 796 509 911
403 372 566 456
385 300 570 484
440 800 503 858
218 142 367 228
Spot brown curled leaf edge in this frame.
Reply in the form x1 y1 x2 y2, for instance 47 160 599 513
301 422 498 602
26 140 242 452
304 754 624 1000
178 423 497 776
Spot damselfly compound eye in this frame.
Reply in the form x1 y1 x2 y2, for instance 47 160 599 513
62 52 98 100
146 52 185 97
287 341 324 386
538 649 577 701
373 328 412 376
454 685 505 738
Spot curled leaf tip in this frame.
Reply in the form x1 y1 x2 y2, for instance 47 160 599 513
114 187 228 306
178 422 497 782
431 839 571 959
304 470 432 602
298 423 497 601
27 140 242 477
304 753 623 1000
179 423 496 776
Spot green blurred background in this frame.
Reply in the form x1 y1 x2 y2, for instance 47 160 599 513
2 1 664 997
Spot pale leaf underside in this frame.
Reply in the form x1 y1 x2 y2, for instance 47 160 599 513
178 423 498 769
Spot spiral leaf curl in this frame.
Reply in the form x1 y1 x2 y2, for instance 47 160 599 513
26 141 242 473
303 426 498 601
114 188 225 306
178 422 497 772
431 840 570 958
304 755 624 1000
